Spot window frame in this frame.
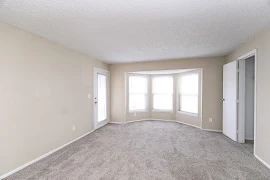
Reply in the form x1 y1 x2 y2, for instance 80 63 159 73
128 74 149 112
152 75 174 112
178 71 200 117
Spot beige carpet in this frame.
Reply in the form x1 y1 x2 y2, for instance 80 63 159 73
5 121 270 180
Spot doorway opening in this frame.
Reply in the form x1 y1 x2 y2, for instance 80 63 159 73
241 56 255 153
237 50 257 155
223 49 257 155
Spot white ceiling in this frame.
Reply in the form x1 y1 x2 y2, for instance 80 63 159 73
0 1 270 64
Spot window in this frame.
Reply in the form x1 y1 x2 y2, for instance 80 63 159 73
152 76 173 111
129 75 148 111
179 73 199 114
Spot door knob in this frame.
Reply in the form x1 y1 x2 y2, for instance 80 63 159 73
222 98 225 101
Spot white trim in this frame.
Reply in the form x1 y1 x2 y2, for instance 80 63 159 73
153 119 201 129
201 128 222 132
129 110 148 113
177 111 199 117
0 131 94 180
237 49 257 61
110 119 221 133
238 59 246 143
130 68 197 75
236 49 257 156
93 67 110 73
152 109 174 113
109 121 125 124
255 154 270 170
124 119 151 124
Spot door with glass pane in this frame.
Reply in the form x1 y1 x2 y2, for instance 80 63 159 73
94 68 109 129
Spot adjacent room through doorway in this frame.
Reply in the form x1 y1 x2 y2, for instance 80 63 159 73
243 56 255 152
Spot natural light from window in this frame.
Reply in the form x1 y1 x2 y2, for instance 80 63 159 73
98 74 107 122
179 73 199 114
152 76 173 110
129 76 148 111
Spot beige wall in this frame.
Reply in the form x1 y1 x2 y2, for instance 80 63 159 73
110 57 226 130
226 28 270 166
0 23 108 176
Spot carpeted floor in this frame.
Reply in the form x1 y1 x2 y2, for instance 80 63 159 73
5 121 270 180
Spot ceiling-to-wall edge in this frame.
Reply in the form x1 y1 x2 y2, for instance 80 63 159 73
226 27 270 63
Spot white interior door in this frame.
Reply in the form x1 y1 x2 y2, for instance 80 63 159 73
94 68 109 129
223 61 238 141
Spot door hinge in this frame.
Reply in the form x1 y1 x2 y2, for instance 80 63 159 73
237 130 239 134
236 99 239 104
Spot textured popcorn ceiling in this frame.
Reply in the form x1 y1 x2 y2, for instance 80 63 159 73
0 0 270 63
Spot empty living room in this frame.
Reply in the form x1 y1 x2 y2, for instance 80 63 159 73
1 1 270 180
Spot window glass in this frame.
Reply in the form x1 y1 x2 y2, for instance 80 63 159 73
129 76 147 94
179 95 198 114
129 76 148 111
98 74 107 121
152 76 173 110
180 74 198 95
153 94 173 110
179 73 199 114
152 76 173 94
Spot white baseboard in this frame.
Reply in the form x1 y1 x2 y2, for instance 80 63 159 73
110 119 150 124
125 119 151 124
150 118 202 129
0 130 94 180
110 118 222 133
111 119 223 134
255 154 270 170
109 121 125 124
201 128 222 132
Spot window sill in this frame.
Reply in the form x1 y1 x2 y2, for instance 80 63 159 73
152 109 174 113
177 111 199 117
129 110 148 113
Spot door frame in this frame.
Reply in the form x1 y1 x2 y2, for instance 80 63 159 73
93 67 110 130
237 49 257 155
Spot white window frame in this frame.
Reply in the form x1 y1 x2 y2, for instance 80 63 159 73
152 75 174 112
128 74 149 112
178 71 200 117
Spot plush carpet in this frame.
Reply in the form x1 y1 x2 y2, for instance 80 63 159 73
5 120 270 180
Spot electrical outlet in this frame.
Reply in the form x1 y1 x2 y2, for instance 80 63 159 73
88 94 91 99
72 125 76 131
209 118 213 123
134 113 136 116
